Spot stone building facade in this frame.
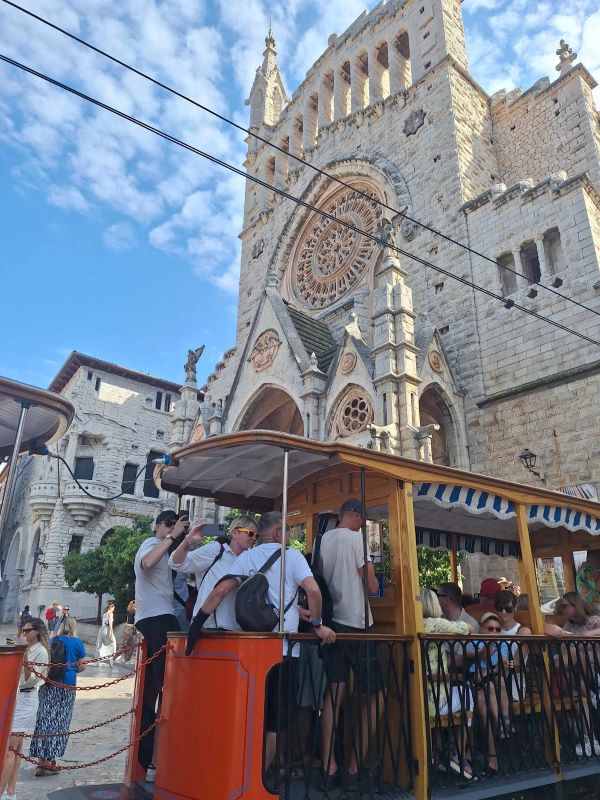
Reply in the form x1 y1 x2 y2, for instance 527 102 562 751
0 352 195 622
195 0 600 500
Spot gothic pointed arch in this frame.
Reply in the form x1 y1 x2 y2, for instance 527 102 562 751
236 385 303 435
418 383 467 468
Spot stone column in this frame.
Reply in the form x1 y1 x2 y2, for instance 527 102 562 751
64 432 79 470
289 115 302 160
350 58 366 113
534 235 550 281
303 96 317 151
318 75 333 128
388 38 409 94
369 46 385 105
333 68 347 121
274 148 288 189
512 247 525 287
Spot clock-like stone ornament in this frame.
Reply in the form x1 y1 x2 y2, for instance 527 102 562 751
291 183 383 309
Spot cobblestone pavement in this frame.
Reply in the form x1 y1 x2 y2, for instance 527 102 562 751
0 624 135 800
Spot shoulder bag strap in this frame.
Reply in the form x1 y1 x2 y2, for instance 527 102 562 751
258 549 281 575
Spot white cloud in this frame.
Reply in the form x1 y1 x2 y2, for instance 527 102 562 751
103 221 136 251
48 184 90 212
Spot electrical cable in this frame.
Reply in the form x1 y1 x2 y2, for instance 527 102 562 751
2 0 598 319
1 52 600 350
32 447 167 502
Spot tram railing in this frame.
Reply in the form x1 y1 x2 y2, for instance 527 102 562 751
420 634 600 790
266 633 414 799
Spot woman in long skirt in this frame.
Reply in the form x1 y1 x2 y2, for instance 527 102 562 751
119 600 138 662
96 601 117 668
30 616 86 775
0 619 48 799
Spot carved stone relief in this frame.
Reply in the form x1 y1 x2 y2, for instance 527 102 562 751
340 352 357 374
428 350 443 373
403 109 426 136
248 329 281 372
333 388 374 437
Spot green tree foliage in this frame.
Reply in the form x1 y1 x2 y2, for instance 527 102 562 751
63 515 154 621
417 546 452 587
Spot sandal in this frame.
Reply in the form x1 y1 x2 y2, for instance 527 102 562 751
449 753 473 780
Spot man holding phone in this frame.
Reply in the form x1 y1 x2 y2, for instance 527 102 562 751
134 509 186 782
169 514 258 630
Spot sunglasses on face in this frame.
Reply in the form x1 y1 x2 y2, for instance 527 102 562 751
484 626 502 633
163 519 176 528
496 606 515 613
235 528 256 537
22 628 34 634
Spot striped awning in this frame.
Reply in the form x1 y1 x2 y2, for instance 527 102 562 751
416 526 520 557
415 483 600 536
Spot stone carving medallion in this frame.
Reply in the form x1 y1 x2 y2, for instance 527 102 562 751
340 352 357 374
403 109 426 136
291 183 383 309
251 238 265 259
249 329 281 372
428 350 443 373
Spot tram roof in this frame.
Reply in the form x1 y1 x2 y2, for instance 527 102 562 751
0 376 75 459
162 431 600 539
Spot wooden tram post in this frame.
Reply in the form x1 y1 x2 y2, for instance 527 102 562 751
515 503 562 781
389 480 429 800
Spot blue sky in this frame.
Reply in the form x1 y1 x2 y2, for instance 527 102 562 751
1 0 599 389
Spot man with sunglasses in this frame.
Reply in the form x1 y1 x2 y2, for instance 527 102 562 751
134 509 187 782
169 514 258 631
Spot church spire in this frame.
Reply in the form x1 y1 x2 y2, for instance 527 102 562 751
245 27 288 130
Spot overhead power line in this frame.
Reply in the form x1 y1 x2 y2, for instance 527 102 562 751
1 50 600 351
2 0 598 319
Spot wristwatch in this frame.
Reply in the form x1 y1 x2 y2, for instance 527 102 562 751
309 617 323 628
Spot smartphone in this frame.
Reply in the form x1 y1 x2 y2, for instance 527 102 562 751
200 523 227 536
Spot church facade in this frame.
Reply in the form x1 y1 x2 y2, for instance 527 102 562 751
193 0 600 496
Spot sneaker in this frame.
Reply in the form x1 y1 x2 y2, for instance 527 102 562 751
146 763 157 783
2 793 16 800
575 737 600 757
449 754 473 780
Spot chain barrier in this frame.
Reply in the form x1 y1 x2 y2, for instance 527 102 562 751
11 718 159 771
15 709 135 739
25 640 142 668
26 643 167 691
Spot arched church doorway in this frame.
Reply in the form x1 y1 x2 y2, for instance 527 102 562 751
238 387 303 435
419 386 455 466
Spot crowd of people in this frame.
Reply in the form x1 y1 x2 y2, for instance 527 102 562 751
4 509 600 796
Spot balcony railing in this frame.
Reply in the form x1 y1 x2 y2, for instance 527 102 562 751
420 634 600 792
266 634 413 799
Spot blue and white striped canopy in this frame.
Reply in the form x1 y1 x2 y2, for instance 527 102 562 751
415 483 600 536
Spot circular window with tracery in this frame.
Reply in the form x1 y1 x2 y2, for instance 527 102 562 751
334 389 374 437
291 183 384 309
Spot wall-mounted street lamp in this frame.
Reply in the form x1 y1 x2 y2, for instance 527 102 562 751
518 449 545 482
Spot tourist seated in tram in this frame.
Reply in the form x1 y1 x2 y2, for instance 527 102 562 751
465 611 511 774
576 551 600 608
436 583 480 634
184 511 335 778
466 578 504 620
421 587 474 780
558 592 600 636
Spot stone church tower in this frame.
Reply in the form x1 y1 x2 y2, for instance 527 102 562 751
188 0 600 492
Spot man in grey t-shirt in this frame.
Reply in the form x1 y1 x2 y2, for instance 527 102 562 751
436 582 479 633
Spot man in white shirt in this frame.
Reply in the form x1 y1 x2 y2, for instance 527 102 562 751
168 514 258 630
318 498 382 788
134 509 186 780
185 511 335 774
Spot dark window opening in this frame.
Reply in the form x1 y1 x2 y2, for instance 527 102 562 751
121 463 138 495
543 227 565 275
87 371 93 381
68 535 83 555
164 394 172 412
144 450 162 498
95 377 101 391
74 457 94 480
155 391 163 410
520 241 541 283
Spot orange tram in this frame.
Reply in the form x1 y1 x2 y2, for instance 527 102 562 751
1 422 600 799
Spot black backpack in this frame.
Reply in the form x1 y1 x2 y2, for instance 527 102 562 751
234 550 296 632
298 536 334 632
47 637 67 684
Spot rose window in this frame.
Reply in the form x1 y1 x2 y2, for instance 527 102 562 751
292 183 383 309
334 389 374 437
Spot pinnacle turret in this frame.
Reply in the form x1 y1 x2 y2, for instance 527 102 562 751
245 28 288 129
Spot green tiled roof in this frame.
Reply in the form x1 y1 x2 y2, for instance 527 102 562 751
285 304 338 373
